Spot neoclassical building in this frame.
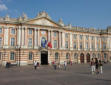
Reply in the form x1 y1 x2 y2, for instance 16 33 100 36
0 11 111 66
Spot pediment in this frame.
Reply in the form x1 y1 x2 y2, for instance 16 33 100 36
26 17 60 27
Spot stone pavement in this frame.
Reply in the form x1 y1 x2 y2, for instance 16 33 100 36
0 63 111 85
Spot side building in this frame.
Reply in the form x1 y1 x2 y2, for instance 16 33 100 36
0 11 111 66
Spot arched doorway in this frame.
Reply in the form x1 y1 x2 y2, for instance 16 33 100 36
55 52 59 62
80 53 84 63
92 53 96 58
66 53 70 63
86 53 90 63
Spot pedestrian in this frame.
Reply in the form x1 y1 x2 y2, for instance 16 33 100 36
95 58 99 74
64 61 67 70
90 58 95 74
54 61 57 70
34 61 37 70
99 60 103 74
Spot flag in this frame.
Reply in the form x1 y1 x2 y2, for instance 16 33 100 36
48 42 52 48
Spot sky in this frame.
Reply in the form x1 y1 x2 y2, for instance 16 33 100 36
0 0 111 29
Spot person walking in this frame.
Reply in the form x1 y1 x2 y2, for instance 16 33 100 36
64 61 67 70
95 58 99 74
34 61 37 70
99 60 103 74
90 58 95 74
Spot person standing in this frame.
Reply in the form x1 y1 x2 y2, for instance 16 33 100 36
99 60 103 74
34 61 37 70
90 58 95 74
64 61 67 70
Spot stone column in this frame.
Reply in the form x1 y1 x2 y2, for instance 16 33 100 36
89 36 92 51
50 30 53 48
95 37 97 51
62 32 65 49
48 30 51 42
37 29 40 47
83 35 86 51
70 33 73 50
4 26 9 47
59 31 61 49
77 34 80 50
34 28 37 48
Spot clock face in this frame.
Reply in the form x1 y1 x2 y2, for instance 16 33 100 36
41 31 46 35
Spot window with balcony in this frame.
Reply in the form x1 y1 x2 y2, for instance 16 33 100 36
80 35 83 40
73 42 76 49
54 32 57 37
65 41 68 48
28 38 32 47
80 42 82 49
11 38 15 46
11 28 15 34
29 28 32 34
73 34 77 39
86 35 89 40
86 42 88 50
65 33 68 38
54 40 57 48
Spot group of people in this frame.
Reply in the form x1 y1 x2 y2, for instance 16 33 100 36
90 58 103 75
52 61 68 70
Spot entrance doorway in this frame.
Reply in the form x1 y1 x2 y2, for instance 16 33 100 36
86 53 90 63
80 53 84 63
41 51 48 65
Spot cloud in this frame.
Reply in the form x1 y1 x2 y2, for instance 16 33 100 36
0 4 8 11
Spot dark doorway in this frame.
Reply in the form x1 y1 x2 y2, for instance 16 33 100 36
80 53 84 63
86 53 90 63
41 51 48 65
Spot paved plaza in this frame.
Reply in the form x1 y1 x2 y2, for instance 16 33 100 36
0 63 111 85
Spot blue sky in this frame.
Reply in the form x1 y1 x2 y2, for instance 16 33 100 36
0 0 111 29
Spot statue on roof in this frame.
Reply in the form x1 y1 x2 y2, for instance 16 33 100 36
36 11 51 19
58 18 64 26
22 13 28 21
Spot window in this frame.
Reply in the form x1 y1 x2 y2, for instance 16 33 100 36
66 53 70 59
73 42 76 49
29 29 32 34
65 41 68 48
54 32 57 37
92 53 96 58
86 35 89 40
86 42 88 49
92 43 94 50
91 36 94 40
28 38 32 47
55 53 59 60
104 53 107 59
65 33 68 38
11 38 15 46
80 35 83 40
0 27 2 33
10 52 15 60
0 37 2 46
73 34 77 39
11 28 15 34
103 43 106 49
0 52 2 60
54 40 57 48
29 52 33 60
80 42 82 49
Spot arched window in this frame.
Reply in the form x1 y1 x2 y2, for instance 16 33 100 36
10 52 15 60
66 53 70 59
29 52 33 60
92 53 96 58
104 53 107 59
74 53 78 59
55 53 59 60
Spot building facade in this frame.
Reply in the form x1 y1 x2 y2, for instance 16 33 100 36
0 11 111 66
